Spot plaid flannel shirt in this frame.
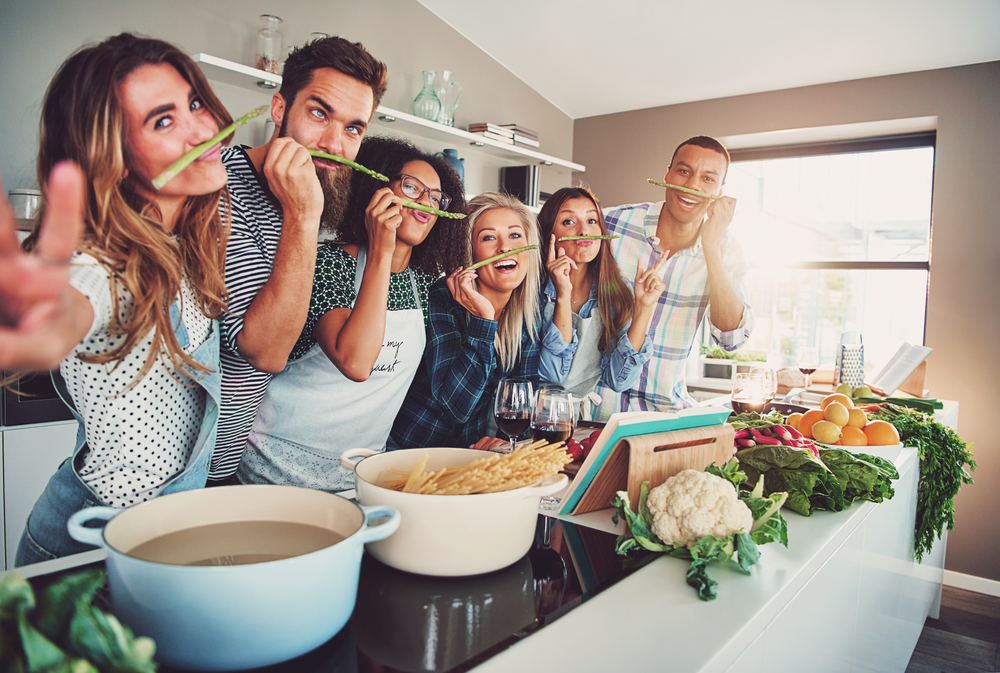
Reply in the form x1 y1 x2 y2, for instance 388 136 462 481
390 279 540 448
594 201 754 417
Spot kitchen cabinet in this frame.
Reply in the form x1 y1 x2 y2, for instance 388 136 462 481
1 420 77 569
192 54 584 200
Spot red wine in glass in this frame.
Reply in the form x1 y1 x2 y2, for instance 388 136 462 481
496 412 531 438
798 368 817 375
531 423 573 444
731 400 767 415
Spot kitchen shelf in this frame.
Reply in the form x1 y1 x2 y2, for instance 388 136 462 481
191 54 584 175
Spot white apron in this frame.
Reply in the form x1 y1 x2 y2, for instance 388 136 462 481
541 298 604 402
238 247 426 491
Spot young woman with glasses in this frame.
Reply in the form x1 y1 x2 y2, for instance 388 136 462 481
236 136 466 491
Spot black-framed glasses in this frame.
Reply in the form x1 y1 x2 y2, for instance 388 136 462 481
397 174 451 210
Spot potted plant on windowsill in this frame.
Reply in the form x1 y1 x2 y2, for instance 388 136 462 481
698 345 767 381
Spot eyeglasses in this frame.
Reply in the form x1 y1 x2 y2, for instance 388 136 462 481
397 174 451 211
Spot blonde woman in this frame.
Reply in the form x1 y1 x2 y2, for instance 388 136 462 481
390 192 545 449
16 33 232 565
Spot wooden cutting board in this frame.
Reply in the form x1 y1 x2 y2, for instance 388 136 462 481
571 424 735 515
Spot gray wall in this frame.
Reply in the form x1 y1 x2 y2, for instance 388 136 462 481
574 61 1000 583
0 0 574 194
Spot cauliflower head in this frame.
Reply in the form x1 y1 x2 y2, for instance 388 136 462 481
646 469 753 548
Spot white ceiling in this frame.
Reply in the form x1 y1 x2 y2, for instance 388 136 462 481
417 0 1000 119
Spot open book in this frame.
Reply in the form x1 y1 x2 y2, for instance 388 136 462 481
870 342 932 395
558 406 731 515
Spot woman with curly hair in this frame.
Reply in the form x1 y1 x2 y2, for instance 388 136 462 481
14 33 232 565
238 136 466 490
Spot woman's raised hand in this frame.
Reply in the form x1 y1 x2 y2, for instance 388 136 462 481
445 267 496 320
633 251 669 311
546 234 577 299
0 162 91 372
364 187 403 258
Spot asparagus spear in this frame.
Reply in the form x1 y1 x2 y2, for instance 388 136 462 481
557 235 619 241
308 150 390 182
646 178 721 201
400 199 466 219
152 106 268 190
467 245 539 270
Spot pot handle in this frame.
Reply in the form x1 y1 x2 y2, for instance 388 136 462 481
523 473 569 499
340 448 378 473
67 506 119 547
358 504 401 543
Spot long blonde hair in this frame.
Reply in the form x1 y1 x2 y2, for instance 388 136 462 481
465 193 541 371
34 33 232 386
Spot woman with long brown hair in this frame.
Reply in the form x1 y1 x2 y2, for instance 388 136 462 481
15 33 233 566
537 186 666 412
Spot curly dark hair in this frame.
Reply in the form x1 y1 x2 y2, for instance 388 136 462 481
335 135 469 276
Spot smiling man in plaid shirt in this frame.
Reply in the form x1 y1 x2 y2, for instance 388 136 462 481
594 136 754 417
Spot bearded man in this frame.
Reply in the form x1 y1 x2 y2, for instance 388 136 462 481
212 37 388 483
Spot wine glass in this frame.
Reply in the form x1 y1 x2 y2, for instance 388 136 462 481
531 389 575 446
494 378 533 454
748 363 777 404
731 373 768 415
797 347 819 390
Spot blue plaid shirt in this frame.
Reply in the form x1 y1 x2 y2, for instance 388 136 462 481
391 278 540 449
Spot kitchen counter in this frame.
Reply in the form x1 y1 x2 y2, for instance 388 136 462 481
476 442 942 673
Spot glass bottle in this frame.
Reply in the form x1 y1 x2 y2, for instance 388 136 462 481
435 70 463 127
255 14 283 74
412 70 442 122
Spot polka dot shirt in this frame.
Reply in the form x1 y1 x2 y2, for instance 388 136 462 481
289 243 435 360
62 254 212 508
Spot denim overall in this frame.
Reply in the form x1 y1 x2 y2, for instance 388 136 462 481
15 304 221 566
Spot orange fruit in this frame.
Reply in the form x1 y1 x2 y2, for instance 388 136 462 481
798 409 826 439
821 393 854 411
839 425 868 446
864 420 900 446
786 413 803 429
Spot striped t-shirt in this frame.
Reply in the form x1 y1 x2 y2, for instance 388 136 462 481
214 146 290 479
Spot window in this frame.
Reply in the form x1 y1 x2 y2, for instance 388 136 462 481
723 133 934 376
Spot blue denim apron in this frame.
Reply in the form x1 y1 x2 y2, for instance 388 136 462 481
15 304 221 566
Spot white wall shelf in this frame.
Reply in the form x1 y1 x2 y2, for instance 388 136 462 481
192 54 584 175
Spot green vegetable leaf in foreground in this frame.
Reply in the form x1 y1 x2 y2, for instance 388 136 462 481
646 178 721 201
307 150 390 182
870 404 975 561
818 449 899 507
466 245 539 271
0 569 157 673
152 105 268 190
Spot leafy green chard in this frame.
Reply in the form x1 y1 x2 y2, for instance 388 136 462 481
0 569 156 673
612 459 788 601
870 403 975 561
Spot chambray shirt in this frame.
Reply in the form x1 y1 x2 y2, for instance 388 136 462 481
390 278 541 449
538 278 651 392
593 201 754 417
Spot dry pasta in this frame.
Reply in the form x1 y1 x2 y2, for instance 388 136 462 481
383 440 572 495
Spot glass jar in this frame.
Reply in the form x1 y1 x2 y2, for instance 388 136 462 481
255 14 283 74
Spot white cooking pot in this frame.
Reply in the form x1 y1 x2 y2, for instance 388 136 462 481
67 485 399 671
341 447 567 577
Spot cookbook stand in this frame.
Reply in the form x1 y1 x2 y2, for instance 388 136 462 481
570 424 736 515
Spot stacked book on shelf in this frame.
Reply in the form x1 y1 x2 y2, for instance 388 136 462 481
467 123 540 149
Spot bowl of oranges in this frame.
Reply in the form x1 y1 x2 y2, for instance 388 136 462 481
786 393 903 461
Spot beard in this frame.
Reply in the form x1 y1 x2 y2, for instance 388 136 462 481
278 115 351 236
